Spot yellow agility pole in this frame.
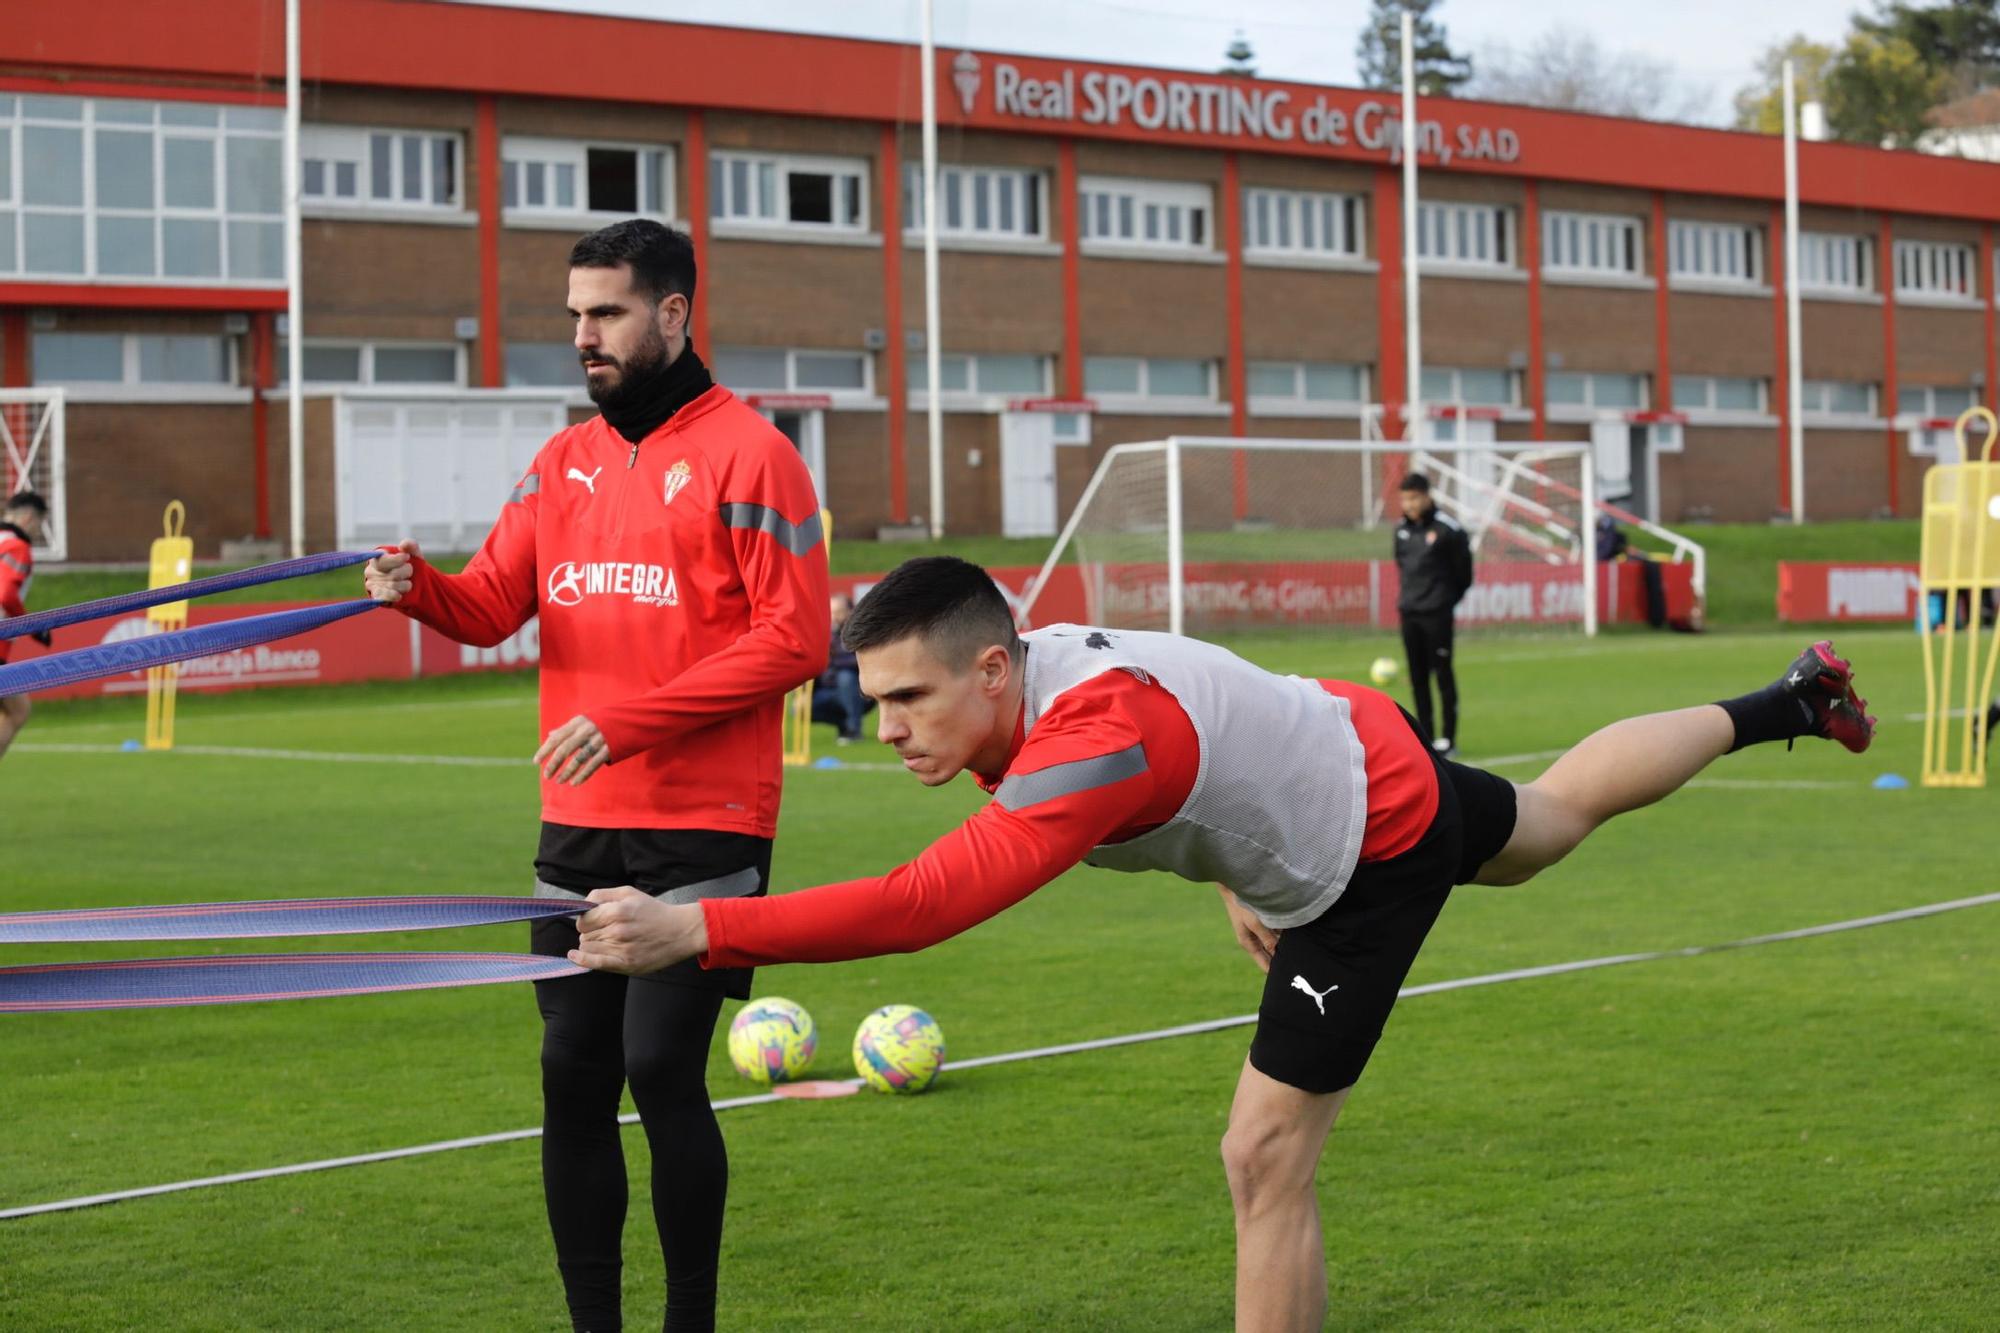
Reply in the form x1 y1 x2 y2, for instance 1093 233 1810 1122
782 509 833 768
1918 407 2000 788
144 502 193 751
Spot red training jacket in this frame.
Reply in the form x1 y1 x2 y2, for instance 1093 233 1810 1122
0 523 34 665
393 385 830 834
699 670 1438 967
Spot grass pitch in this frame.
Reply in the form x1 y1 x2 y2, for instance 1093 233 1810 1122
0 626 1993 1330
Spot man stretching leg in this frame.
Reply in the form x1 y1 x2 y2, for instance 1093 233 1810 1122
565 556 1873 1332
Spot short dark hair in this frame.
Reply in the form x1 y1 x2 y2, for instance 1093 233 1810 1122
843 556 1022 670
1398 473 1431 495
569 219 697 310
5 491 47 516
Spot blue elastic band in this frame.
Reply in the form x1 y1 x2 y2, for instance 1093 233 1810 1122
0 599 381 696
2 548 379 641
0 952 585 1013
0 896 588 943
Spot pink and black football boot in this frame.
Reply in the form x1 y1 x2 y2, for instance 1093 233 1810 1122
1779 640 1875 753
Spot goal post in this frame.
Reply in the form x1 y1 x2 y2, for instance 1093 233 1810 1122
0 389 67 563
1019 435 1598 639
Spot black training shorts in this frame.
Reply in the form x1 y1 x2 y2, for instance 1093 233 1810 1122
1247 740 1518 1095
530 823 771 1000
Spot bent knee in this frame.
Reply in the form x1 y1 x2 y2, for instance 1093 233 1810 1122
1220 1117 1316 1201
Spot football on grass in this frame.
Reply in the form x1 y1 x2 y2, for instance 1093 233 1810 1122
728 997 817 1085
853 1004 946 1094
1369 656 1400 686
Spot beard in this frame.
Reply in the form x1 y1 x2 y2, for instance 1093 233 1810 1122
581 323 671 409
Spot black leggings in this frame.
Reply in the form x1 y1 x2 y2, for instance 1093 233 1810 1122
1400 610 1458 745
536 972 728 1333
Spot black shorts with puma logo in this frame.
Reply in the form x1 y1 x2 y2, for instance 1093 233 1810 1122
1247 721 1514 1095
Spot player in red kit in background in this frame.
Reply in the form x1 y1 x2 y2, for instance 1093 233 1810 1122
364 220 828 1333
0 491 52 765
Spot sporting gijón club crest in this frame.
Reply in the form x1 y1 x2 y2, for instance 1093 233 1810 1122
663 459 693 506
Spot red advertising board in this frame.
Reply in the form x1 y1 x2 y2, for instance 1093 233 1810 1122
16 557 1694 702
1777 562 1922 623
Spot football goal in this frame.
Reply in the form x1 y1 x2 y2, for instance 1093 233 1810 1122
1017 435 1601 638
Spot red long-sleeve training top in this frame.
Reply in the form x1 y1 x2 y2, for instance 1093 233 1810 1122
393 385 830 834
699 669 1437 967
0 523 34 664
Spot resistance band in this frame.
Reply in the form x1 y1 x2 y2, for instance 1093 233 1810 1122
0 599 381 697
0 548 380 641
0 952 584 1013
0 896 589 944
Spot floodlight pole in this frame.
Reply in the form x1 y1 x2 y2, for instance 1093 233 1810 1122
1401 11 1422 446
1782 59 1805 524
920 0 946 538
284 0 305 557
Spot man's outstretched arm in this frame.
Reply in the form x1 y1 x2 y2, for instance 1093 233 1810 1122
570 700 1161 973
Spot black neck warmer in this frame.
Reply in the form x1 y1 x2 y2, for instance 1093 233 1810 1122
598 342 714 444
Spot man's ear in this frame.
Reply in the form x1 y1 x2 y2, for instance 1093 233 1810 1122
658 292 689 342
979 643 1013 693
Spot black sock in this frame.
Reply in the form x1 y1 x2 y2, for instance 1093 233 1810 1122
1716 683 1816 753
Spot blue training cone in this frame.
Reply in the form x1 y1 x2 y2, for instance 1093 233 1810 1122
1872 773 1910 790
120 739 143 752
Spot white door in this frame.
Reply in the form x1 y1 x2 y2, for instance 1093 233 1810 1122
766 409 827 508
1431 414 1500 491
336 396 566 550
1000 411 1059 537
1590 418 1633 503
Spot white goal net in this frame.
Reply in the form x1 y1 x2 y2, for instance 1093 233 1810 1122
0 389 67 563
1018 436 1598 638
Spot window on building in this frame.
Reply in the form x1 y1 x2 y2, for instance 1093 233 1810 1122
1078 177 1211 252
301 126 462 211
505 341 582 388
1669 219 1763 286
1419 366 1518 406
276 340 462 385
1546 371 1648 410
1541 211 1643 278
503 139 672 219
0 95 283 283
33 330 235 385
709 153 868 232
712 346 872 394
1246 361 1366 406
1799 379 1877 417
901 165 1045 241
1893 239 1976 300
1084 355 1217 400
1242 188 1364 260
1415 202 1514 269
909 353 1051 395
1896 384 1978 419
1798 232 1873 294
1676 374 1767 413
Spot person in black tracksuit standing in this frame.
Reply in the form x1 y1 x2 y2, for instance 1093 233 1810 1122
1393 472 1473 756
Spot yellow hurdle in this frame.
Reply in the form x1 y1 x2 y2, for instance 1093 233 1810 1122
782 508 833 767
1918 407 2000 788
144 502 193 751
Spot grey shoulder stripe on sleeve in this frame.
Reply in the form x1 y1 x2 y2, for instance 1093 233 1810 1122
720 502 825 557
993 742 1149 812
507 473 540 505
0 553 27 574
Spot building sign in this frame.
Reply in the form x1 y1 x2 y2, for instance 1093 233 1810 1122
959 52 1521 166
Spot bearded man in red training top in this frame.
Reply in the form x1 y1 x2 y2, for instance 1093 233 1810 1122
565 555 1873 1333
365 220 828 1333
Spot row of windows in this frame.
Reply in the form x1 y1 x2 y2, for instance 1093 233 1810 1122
10 94 1996 303
24 329 1977 423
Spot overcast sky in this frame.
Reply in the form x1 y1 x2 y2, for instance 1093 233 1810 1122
462 0 1854 126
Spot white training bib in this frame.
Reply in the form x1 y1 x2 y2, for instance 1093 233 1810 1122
1020 625 1370 929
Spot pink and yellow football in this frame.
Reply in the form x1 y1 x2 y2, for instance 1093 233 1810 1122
727 997 817 1086
852 1004 946 1094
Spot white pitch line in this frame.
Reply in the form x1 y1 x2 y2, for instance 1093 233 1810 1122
5 889 1995 1224
35 693 531 734
16 743 523 768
